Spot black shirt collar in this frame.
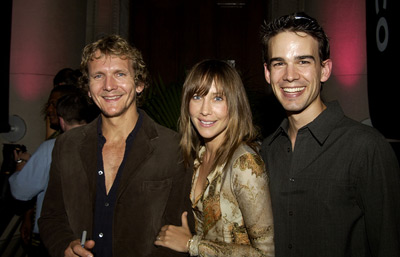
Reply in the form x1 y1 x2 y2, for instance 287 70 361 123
267 101 345 146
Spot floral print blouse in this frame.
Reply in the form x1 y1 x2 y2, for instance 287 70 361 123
189 143 274 257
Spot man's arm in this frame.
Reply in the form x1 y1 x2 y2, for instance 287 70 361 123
150 150 193 257
359 137 400 256
9 140 53 201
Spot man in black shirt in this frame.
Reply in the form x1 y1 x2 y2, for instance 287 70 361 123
260 12 400 257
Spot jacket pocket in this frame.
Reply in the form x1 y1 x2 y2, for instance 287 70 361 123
142 179 173 232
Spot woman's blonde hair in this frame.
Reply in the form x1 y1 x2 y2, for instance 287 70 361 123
179 59 259 169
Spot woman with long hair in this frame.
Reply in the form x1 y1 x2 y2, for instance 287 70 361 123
154 59 274 256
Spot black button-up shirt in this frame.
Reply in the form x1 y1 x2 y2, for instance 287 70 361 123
261 101 400 257
93 113 143 257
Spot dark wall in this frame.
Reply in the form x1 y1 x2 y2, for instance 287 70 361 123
129 0 285 136
0 0 12 133
129 0 267 85
366 0 400 139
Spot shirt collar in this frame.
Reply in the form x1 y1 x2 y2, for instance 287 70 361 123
266 101 345 146
194 145 227 181
96 109 143 143
307 101 344 144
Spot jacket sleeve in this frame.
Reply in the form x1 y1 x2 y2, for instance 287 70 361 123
38 138 77 257
149 150 194 257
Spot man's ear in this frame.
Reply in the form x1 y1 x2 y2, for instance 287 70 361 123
59 117 66 132
136 82 144 94
321 59 332 83
264 63 271 84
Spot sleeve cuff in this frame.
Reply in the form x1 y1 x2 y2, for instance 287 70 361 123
188 234 201 256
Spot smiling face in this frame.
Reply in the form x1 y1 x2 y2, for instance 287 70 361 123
264 31 332 119
88 51 144 119
189 82 229 147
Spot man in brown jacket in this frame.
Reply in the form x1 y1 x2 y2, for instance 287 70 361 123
38 35 192 257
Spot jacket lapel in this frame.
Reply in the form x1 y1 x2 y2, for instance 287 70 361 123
116 111 156 198
78 118 99 205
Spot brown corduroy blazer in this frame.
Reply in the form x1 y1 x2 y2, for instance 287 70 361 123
39 110 193 257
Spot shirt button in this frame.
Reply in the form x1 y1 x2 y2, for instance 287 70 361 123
105 202 109 207
288 244 293 249
99 233 104 238
287 147 291 152
98 170 104 175
289 178 295 182
289 211 293 216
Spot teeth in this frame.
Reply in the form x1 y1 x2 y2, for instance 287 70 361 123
200 120 214 125
283 87 305 93
104 96 120 100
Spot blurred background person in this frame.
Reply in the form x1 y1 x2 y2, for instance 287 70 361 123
9 91 92 257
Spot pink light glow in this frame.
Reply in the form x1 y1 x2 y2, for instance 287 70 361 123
12 75 52 102
10 40 53 101
322 0 366 87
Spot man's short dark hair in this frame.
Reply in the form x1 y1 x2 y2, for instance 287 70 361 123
261 12 330 67
56 92 91 125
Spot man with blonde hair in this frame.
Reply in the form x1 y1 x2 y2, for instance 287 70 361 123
39 35 192 257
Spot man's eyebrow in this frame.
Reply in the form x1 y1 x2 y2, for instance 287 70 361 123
269 57 285 63
296 55 315 61
91 71 104 76
269 55 315 64
115 68 129 73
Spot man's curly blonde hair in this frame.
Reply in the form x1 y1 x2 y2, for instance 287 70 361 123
79 34 151 106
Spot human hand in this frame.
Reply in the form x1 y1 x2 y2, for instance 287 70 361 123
20 209 34 245
20 223 31 245
64 239 95 257
154 212 193 252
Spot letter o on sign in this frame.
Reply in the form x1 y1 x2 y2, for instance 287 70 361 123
376 17 388 52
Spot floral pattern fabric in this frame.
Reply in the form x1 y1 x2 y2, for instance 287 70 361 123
189 144 275 257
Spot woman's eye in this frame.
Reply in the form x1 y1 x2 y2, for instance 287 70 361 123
192 95 201 100
214 96 223 101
